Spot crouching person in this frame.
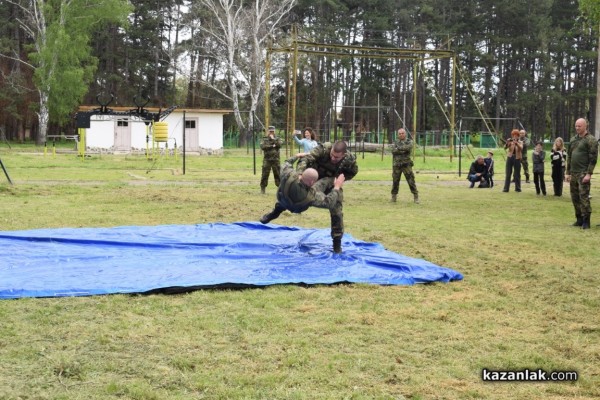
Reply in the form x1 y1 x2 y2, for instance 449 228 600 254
468 155 489 188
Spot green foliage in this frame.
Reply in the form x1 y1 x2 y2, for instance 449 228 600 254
580 0 600 26
29 0 131 124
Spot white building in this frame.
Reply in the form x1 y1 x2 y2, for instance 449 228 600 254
77 107 232 154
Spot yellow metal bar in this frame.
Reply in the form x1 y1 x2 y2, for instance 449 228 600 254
450 55 457 162
285 53 293 156
413 61 418 160
290 31 299 157
78 128 85 161
265 47 271 133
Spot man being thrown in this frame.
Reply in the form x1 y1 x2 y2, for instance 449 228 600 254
260 154 346 251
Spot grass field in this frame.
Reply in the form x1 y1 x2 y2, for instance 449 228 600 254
0 145 599 399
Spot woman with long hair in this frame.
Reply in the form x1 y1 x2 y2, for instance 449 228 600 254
550 137 567 196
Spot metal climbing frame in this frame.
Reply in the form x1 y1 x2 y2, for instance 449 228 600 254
265 35 457 159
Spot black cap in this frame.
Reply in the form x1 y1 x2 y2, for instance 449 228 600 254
268 126 275 131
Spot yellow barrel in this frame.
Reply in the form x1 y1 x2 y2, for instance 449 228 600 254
154 121 168 142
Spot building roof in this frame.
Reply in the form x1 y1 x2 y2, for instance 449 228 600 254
77 106 233 114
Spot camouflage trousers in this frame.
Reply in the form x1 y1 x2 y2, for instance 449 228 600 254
313 177 344 239
521 158 530 180
391 164 418 196
569 172 592 216
260 159 280 189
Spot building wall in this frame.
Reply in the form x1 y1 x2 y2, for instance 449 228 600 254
83 110 226 152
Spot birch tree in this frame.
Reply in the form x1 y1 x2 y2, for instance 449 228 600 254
188 0 296 137
4 0 130 144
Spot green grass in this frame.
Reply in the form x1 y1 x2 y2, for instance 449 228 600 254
0 146 598 399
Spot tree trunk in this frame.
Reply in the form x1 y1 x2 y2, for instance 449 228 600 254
37 90 49 146
595 27 600 139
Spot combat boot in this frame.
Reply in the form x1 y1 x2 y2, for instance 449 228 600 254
581 214 591 230
333 237 342 254
414 194 420 204
260 209 282 224
390 194 397 203
572 214 583 227
260 187 266 194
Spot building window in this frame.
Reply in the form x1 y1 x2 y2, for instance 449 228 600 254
117 120 129 127
185 120 196 129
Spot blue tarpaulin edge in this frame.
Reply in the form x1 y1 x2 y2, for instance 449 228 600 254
0 222 463 299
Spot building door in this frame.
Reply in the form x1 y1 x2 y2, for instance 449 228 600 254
184 118 199 151
114 118 131 151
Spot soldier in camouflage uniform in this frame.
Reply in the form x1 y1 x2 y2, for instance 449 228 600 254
260 155 345 227
297 141 359 253
519 130 531 183
566 118 598 229
390 128 419 203
260 126 283 194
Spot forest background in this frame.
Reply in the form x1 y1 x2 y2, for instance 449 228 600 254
0 0 599 146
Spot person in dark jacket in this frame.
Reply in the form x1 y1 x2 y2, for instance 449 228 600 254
467 155 488 188
484 151 495 188
532 141 547 196
550 137 567 196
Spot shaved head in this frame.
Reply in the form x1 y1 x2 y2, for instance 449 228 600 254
300 168 319 187
575 118 588 137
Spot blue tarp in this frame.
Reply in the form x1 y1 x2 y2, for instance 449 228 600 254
0 222 463 299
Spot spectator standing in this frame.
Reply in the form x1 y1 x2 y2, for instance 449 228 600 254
293 128 318 153
502 129 524 193
532 141 547 196
565 118 598 229
390 128 419 203
485 151 495 188
519 129 531 183
550 137 567 196
259 126 282 194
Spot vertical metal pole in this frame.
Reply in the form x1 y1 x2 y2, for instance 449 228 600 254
290 28 299 156
252 112 256 175
353 89 357 153
182 111 186 175
403 92 406 129
265 46 271 132
78 128 85 161
451 54 457 162
286 53 293 154
413 61 418 160
379 94 384 160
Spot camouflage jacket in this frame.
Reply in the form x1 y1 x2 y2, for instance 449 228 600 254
277 156 342 213
297 142 358 181
567 133 598 175
391 138 414 167
260 136 282 161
